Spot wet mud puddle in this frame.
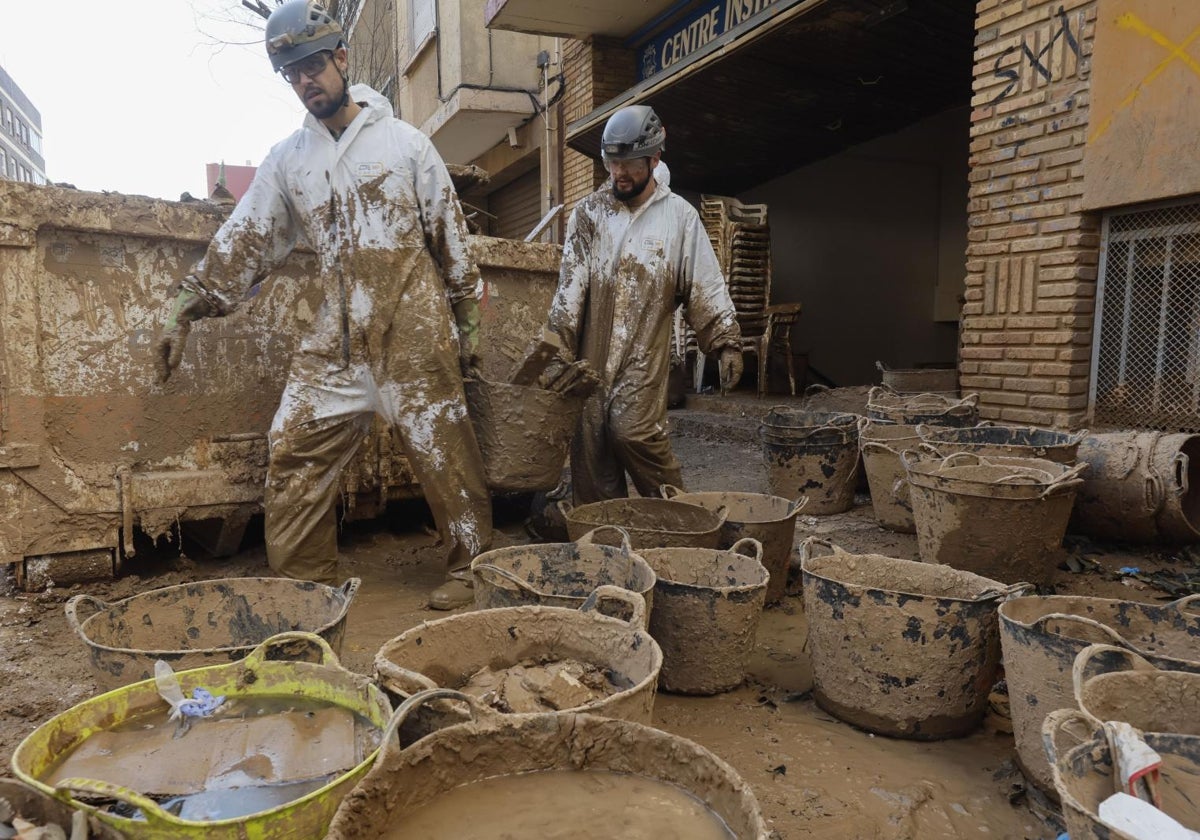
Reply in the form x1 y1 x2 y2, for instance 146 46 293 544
460 657 627 713
42 696 380 821
382 769 735 839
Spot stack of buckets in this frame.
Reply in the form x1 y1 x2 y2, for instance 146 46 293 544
760 409 860 515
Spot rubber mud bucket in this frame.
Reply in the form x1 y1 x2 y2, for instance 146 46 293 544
660 484 805 604
471 526 656 620
464 377 584 493
559 498 726 549
0 778 125 840
66 577 361 690
867 385 980 427
801 538 1026 739
638 539 768 695
761 423 859 515
12 632 393 840
1072 642 1200 736
325 690 770 840
1043 710 1200 840
858 419 921 533
374 586 659 735
998 594 1200 795
917 423 1087 465
1073 431 1200 543
761 407 859 436
876 361 958 397
901 450 1086 585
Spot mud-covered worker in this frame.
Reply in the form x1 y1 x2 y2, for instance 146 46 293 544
547 105 743 503
153 0 490 610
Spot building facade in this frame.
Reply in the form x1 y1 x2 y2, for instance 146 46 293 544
0 65 46 186
486 0 1200 432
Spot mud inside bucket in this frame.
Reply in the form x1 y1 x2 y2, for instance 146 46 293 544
998 594 1200 795
66 577 360 690
801 541 1017 739
639 539 769 695
471 526 656 618
325 691 770 840
1043 710 1200 840
465 377 584 493
374 590 661 728
561 498 725 549
660 485 804 604
1072 642 1200 736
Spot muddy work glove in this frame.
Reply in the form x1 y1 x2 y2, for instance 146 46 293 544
718 346 744 394
154 288 214 384
452 297 483 377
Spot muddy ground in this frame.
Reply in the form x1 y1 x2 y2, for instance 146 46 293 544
2 415 1196 839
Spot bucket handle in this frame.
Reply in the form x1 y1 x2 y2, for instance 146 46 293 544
1039 463 1089 498
861 440 901 458
972 582 1034 603
374 656 442 696
1175 451 1190 495
730 537 764 565
712 504 730 528
472 563 544 597
580 585 647 630
242 630 341 670
1169 593 1200 616
64 593 111 640
798 536 840 566
788 495 809 516
556 499 574 518
1071 642 1158 715
1041 708 1102 768
576 525 634 557
1027 612 1136 650
378 688 496 762
659 483 683 499
54 777 184 831
339 577 362 602
1144 472 1165 514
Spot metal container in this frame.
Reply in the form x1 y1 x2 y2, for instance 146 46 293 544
325 690 770 840
66 577 360 690
1043 710 1200 840
638 539 768 695
867 386 980 427
802 539 1024 740
999 594 1200 794
857 419 921 533
374 587 660 724
1073 431 1200 543
12 633 393 840
471 526 656 620
559 498 726 549
901 450 1086 585
660 484 804 604
917 423 1086 465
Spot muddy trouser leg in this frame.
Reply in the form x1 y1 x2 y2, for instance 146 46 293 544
265 368 374 585
382 380 492 577
609 388 683 498
570 390 629 504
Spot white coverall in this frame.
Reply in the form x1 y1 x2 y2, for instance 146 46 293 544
185 84 491 584
549 180 741 503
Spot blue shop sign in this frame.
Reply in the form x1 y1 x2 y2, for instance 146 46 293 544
637 0 782 80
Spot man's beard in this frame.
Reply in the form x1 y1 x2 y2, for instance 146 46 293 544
306 74 347 120
612 169 652 202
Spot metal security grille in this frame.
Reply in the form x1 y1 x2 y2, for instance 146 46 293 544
1092 200 1200 431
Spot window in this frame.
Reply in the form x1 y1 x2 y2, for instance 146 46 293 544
2 106 9 130
410 0 436 52
1092 199 1200 430
29 132 41 155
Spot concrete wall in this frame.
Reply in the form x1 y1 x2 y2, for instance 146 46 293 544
740 107 970 387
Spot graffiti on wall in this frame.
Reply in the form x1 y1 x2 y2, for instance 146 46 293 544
990 6 1084 104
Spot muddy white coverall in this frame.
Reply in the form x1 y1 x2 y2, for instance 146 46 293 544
549 181 740 503
186 84 491 584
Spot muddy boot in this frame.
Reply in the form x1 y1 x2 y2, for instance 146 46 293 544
428 576 473 610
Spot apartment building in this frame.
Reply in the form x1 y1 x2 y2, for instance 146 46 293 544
0 65 46 186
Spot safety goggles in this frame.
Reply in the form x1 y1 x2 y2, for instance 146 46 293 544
281 51 332 84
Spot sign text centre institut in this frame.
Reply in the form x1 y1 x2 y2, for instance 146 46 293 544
638 0 785 79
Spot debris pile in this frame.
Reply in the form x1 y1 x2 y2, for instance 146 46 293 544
459 658 620 713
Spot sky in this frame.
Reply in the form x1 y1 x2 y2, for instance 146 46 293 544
2 0 305 200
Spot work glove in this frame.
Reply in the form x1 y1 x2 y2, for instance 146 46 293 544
154 288 214 384
718 345 744 394
452 297 483 377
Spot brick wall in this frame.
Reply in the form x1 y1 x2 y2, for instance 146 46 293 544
963 0 1100 428
561 38 636 215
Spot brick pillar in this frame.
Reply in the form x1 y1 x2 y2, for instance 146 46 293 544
963 0 1100 428
561 37 636 216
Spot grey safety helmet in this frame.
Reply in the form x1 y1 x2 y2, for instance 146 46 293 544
601 105 665 162
265 0 345 73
